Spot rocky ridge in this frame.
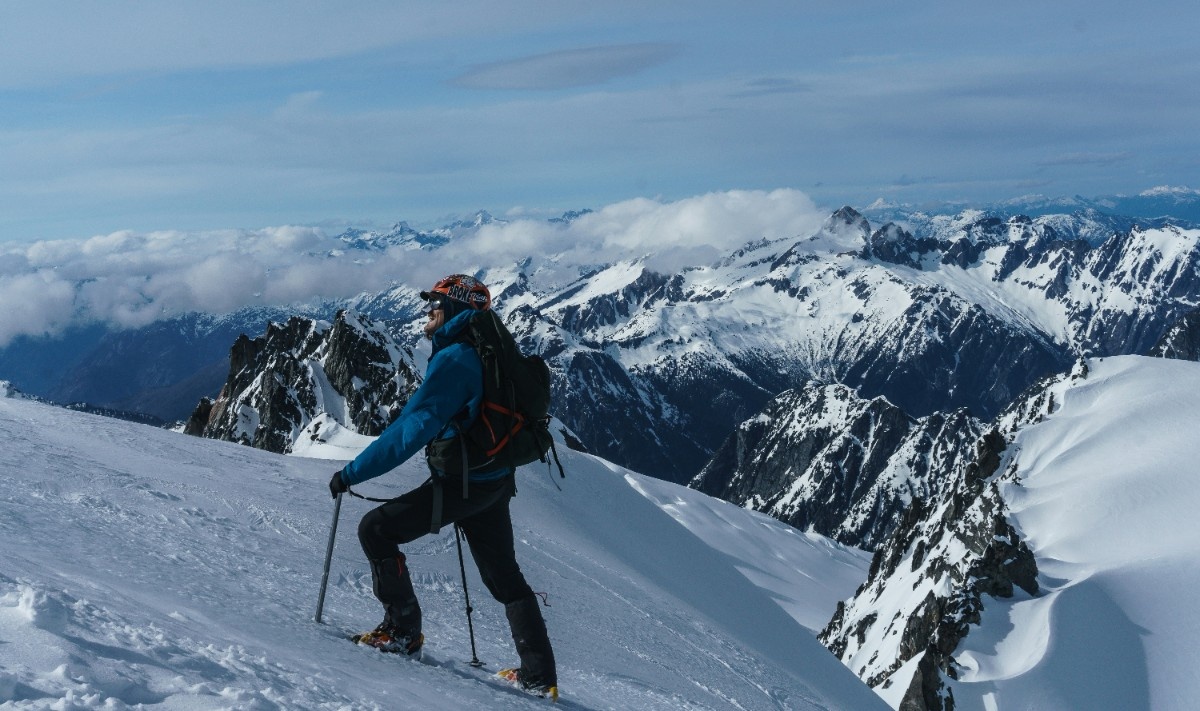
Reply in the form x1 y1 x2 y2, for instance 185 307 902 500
691 383 983 550
1149 306 1200 360
816 360 1095 710
186 310 420 453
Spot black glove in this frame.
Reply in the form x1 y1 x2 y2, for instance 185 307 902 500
329 469 349 499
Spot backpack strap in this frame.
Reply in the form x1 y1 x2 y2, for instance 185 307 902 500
548 434 566 479
460 431 470 499
428 430 471 535
429 466 444 535
478 400 527 457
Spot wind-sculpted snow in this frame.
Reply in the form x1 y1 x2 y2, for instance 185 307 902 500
943 356 1200 710
0 390 884 710
819 356 1200 710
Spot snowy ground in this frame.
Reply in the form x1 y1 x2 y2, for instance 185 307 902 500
0 392 882 710
948 356 1200 710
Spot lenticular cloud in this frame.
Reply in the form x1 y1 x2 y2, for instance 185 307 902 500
0 189 823 346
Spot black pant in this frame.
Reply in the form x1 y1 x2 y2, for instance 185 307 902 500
358 474 534 604
357 473 557 686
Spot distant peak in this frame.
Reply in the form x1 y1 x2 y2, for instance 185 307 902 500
822 206 871 240
443 210 506 231
1140 185 1200 198
549 209 594 224
830 205 865 224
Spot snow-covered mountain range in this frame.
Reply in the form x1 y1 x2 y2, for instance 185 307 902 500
5 198 1198 485
151 204 1197 487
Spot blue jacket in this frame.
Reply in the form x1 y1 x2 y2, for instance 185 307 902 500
340 310 510 486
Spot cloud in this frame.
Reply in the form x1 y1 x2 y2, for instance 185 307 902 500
452 43 678 90
0 189 825 346
275 91 325 118
1 225 380 343
1037 152 1133 168
0 272 77 346
728 77 813 98
461 189 824 274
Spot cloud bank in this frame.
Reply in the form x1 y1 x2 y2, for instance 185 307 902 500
0 189 823 346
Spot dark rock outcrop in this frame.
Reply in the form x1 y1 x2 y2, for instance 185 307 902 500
1148 307 1200 360
818 429 1038 711
191 310 420 453
692 383 983 549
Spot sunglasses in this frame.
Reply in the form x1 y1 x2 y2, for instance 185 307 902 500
426 297 446 315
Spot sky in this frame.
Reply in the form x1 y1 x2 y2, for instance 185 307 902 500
1 1 1198 243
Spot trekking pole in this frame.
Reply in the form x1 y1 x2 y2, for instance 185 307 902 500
454 524 484 667
314 492 343 624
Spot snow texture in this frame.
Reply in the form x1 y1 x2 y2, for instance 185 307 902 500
948 356 1200 710
0 393 882 710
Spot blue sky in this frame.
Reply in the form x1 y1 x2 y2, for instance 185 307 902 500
1 0 1197 242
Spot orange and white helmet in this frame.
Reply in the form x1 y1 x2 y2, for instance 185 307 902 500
420 274 492 312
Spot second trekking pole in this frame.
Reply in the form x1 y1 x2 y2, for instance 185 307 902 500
315 491 343 624
454 523 484 667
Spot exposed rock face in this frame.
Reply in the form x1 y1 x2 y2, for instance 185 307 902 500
816 362 1102 710
691 383 984 550
1148 307 1200 360
818 429 1038 711
190 310 420 453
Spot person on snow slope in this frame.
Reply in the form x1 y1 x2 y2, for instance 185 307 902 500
328 273 557 697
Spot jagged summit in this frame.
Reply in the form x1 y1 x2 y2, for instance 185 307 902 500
549 208 594 224
692 383 983 550
0 380 25 398
336 221 446 251
186 310 421 454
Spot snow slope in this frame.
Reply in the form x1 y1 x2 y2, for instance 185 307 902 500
0 393 882 710
949 356 1200 710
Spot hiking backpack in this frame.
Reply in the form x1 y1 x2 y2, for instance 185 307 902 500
426 309 562 477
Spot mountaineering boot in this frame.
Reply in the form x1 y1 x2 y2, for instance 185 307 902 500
359 554 421 653
497 667 559 702
503 595 558 695
351 623 425 656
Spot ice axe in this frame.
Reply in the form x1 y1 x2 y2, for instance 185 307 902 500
314 491 343 624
